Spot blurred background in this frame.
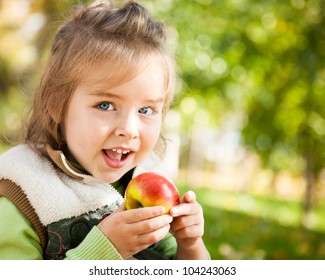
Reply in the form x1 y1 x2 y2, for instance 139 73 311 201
1 0 325 259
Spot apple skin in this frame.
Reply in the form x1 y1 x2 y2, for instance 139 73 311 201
124 172 180 214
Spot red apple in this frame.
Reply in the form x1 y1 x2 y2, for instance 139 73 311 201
124 172 180 214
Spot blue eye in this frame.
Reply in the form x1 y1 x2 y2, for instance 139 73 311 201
98 102 114 111
139 106 155 115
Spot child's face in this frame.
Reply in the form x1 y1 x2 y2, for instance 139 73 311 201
64 59 166 183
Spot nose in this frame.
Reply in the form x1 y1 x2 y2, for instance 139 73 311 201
115 112 140 139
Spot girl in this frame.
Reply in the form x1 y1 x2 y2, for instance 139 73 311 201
0 0 208 260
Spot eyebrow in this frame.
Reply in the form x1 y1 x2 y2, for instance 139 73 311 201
89 91 165 104
89 92 121 99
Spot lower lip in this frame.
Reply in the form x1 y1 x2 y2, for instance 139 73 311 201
101 150 132 169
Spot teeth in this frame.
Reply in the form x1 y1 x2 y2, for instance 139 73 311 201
112 149 130 154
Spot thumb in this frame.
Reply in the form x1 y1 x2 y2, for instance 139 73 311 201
115 202 126 212
180 191 196 204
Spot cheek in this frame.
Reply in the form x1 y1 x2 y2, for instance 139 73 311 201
64 119 84 153
64 106 94 149
66 117 105 148
141 122 162 150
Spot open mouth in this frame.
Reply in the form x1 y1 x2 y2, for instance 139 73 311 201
103 148 132 162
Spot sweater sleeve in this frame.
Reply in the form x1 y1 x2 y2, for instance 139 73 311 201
0 197 43 260
65 226 123 260
0 196 123 260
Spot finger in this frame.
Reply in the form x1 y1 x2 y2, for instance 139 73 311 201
170 201 202 218
135 214 173 234
122 215 172 255
170 215 200 232
172 224 204 240
180 191 196 204
137 223 171 247
124 206 166 223
115 202 126 212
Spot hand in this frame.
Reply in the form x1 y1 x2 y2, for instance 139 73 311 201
97 203 172 259
169 191 204 248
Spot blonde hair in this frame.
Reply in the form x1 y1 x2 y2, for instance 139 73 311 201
25 0 176 149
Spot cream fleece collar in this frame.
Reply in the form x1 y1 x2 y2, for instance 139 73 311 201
0 144 124 225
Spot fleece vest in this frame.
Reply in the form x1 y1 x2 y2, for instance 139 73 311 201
0 145 174 260
0 145 124 259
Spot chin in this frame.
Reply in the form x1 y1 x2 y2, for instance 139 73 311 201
99 169 131 184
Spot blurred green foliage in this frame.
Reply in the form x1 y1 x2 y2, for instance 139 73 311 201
179 185 325 259
149 0 325 208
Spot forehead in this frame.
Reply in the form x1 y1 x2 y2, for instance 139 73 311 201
79 54 167 90
71 58 166 107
